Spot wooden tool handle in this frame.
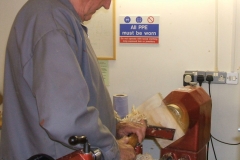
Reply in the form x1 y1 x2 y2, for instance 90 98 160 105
128 133 139 147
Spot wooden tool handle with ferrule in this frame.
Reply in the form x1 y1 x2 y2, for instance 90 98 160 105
128 133 139 147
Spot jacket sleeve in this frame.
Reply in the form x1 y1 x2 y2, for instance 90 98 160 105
29 29 120 159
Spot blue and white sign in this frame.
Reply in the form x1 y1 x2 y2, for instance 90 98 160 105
119 15 160 44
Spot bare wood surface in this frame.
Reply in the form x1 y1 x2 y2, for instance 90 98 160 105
136 93 186 148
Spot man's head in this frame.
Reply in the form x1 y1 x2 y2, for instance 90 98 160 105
69 0 112 21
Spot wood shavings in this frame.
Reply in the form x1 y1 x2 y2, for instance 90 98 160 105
115 106 146 123
136 153 154 160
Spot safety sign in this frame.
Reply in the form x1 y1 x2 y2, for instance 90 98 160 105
119 16 159 44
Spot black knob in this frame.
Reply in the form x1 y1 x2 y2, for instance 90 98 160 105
69 136 88 145
68 136 90 153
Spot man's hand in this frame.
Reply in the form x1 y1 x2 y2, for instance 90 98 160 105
116 119 147 143
117 136 136 160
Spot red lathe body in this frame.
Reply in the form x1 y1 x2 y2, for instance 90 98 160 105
161 86 212 160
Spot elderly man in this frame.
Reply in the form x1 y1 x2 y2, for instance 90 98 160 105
0 0 146 159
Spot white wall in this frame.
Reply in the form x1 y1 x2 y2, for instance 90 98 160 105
108 0 240 159
0 0 240 159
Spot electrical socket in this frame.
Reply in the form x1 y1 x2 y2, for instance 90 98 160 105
184 70 227 85
184 70 205 81
183 73 194 86
205 71 226 84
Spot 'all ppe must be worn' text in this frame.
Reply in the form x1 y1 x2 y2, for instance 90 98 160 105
119 15 160 44
121 25 157 36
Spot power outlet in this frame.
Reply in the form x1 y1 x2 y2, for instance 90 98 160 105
183 73 194 86
184 71 205 82
205 71 226 84
184 70 228 85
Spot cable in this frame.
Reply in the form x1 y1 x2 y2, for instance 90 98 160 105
205 75 240 160
206 75 214 160
231 0 237 72
214 0 219 72
197 75 204 86
211 136 218 160
206 75 213 97
211 134 240 145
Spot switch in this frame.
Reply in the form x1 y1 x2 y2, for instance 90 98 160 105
226 72 238 84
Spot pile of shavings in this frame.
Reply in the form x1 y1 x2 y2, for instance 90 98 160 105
136 153 154 160
114 106 146 123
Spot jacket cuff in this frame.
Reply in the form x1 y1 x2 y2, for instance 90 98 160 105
101 140 120 160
